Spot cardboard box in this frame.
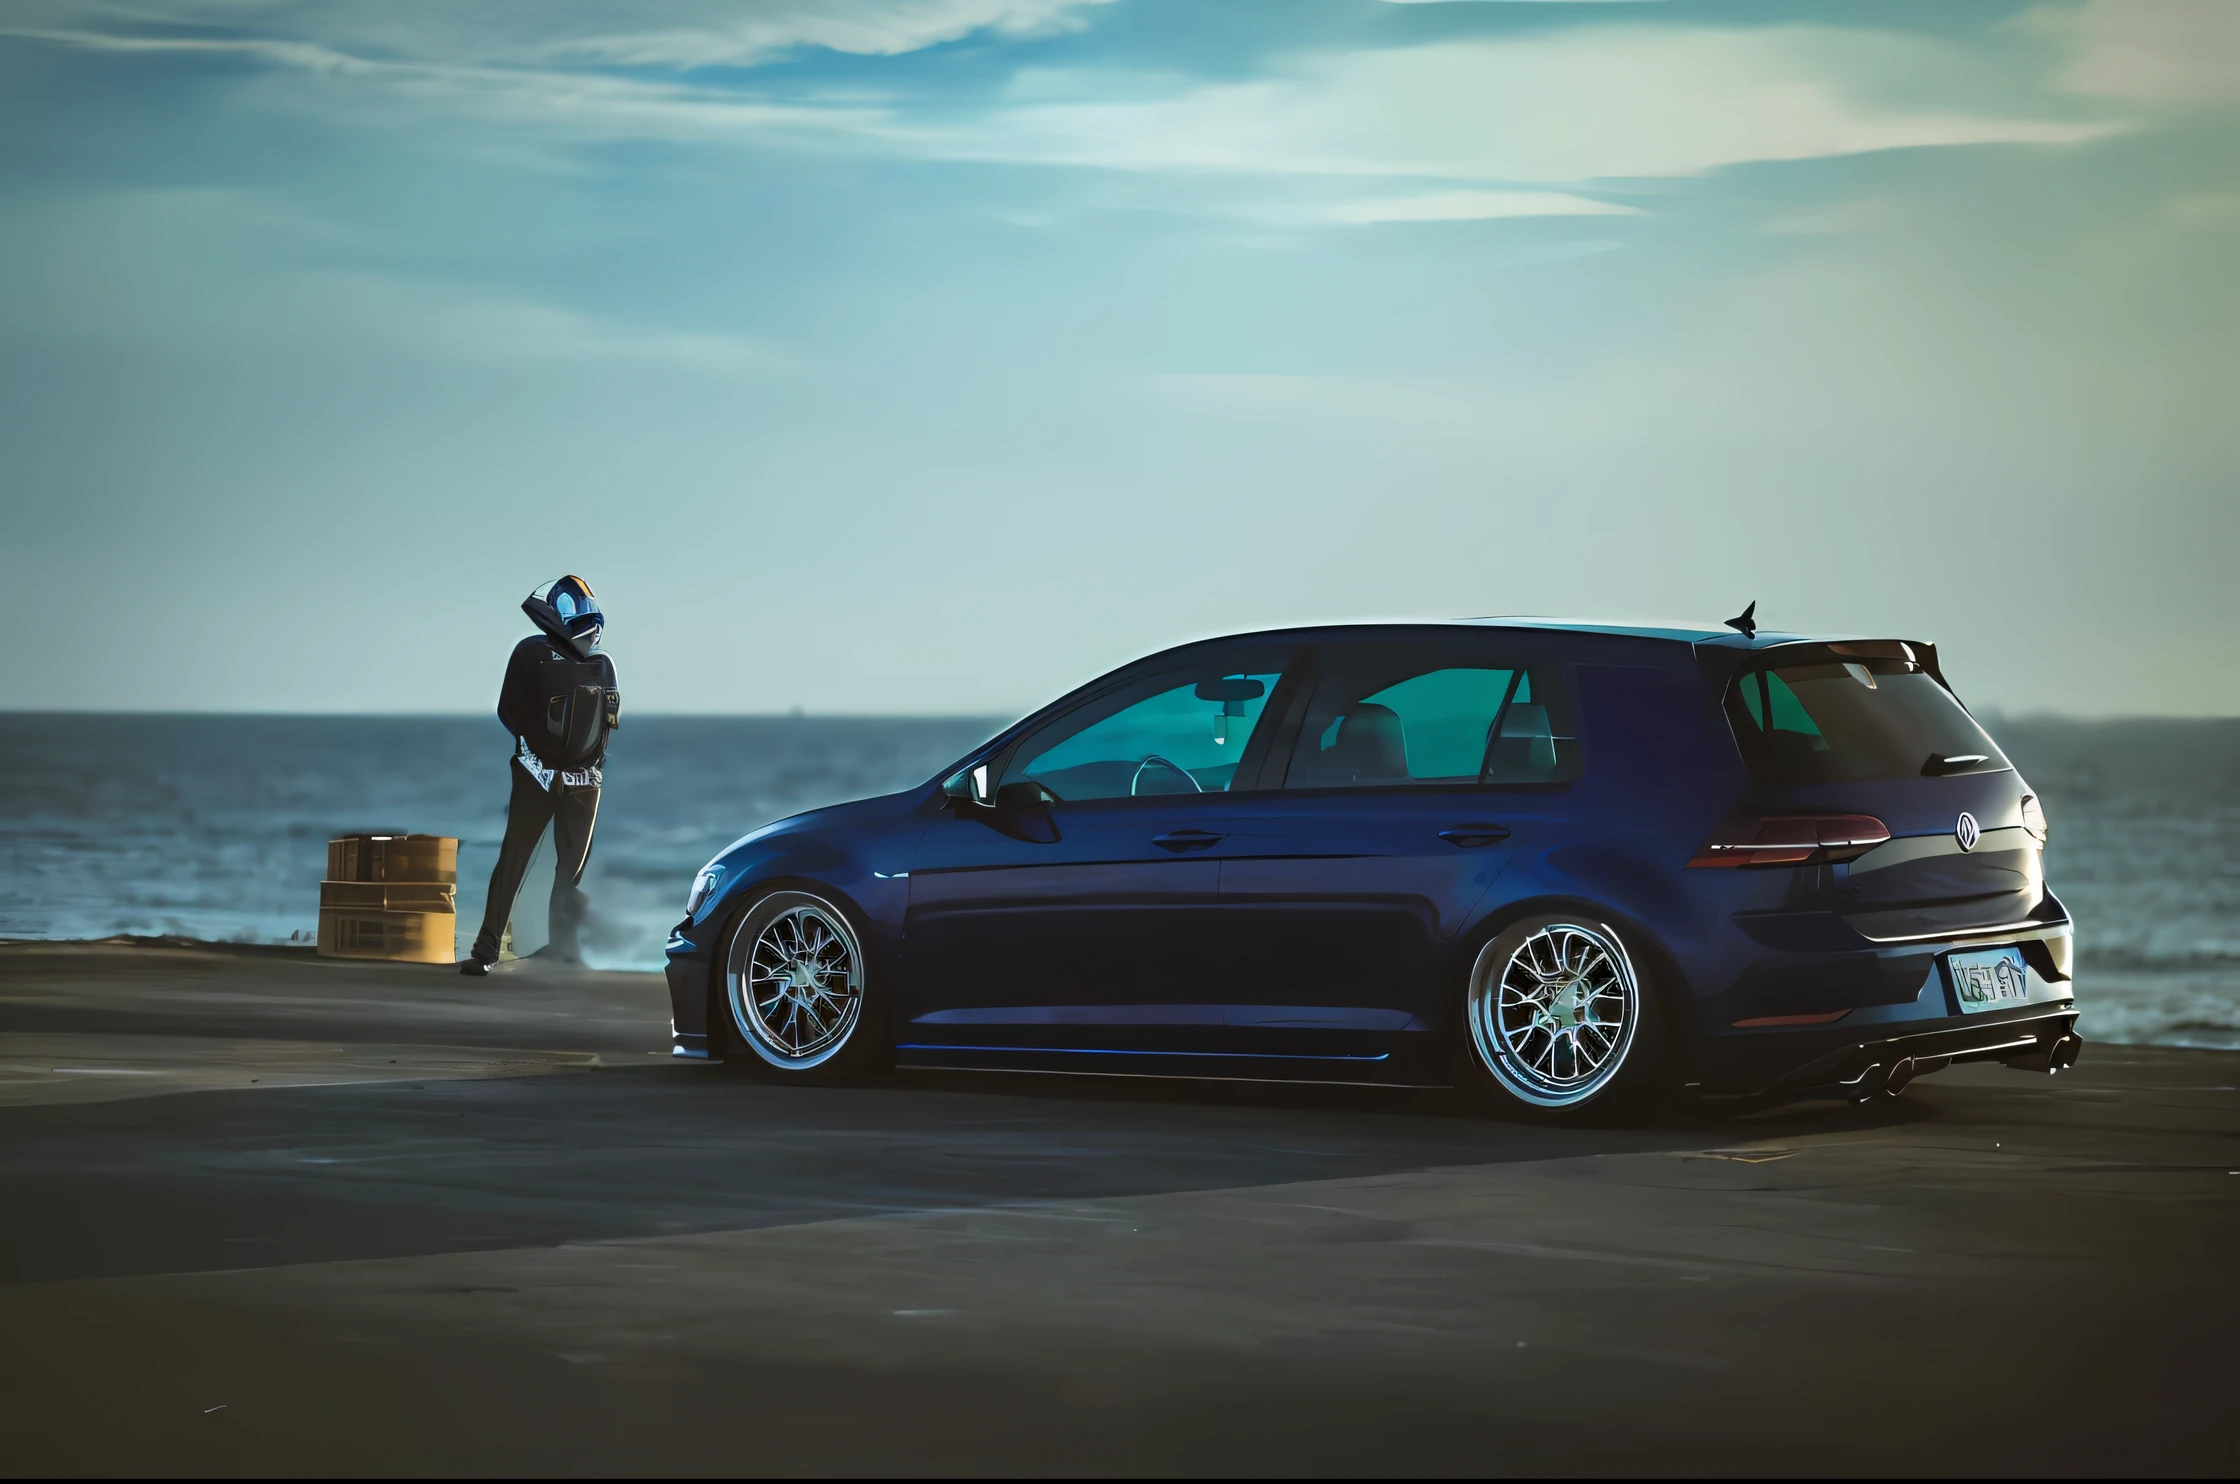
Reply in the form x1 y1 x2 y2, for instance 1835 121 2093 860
316 907 456 964
317 835 460 962
318 880 457 913
326 835 457 885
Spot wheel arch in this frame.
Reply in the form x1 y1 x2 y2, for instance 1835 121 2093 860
705 875 884 1059
1452 892 1695 1068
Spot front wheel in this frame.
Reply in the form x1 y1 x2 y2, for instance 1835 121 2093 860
721 890 880 1079
1460 914 1664 1119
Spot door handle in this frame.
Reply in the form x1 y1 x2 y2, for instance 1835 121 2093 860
1152 829 1226 852
1439 824 1511 847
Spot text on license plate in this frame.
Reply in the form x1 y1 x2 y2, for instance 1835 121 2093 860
1946 946 2032 1015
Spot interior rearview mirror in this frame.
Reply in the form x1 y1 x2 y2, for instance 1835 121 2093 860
1197 675 1265 747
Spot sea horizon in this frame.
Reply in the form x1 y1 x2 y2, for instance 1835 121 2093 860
6 712 2235 1051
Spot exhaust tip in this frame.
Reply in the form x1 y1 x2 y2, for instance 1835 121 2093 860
2003 1028 2084 1076
1838 1061 1887 1102
1885 1057 1918 1097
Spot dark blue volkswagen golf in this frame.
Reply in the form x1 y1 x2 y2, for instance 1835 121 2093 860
663 619 2080 1118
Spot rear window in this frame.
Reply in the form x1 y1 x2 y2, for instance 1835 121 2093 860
1724 652 2009 784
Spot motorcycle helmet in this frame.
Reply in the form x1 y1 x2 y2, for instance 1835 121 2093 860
547 575 603 651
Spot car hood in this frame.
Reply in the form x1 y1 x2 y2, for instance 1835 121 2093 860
708 787 923 864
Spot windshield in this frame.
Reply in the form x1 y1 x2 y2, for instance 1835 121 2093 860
1724 654 2010 785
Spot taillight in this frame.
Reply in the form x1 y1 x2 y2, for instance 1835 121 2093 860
1687 814 1891 868
2020 794 2048 844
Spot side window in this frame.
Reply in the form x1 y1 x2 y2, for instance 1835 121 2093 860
1283 645 1580 789
1010 651 1291 802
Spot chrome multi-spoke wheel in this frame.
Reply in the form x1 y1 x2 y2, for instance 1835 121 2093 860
1467 919 1641 1110
726 892 866 1072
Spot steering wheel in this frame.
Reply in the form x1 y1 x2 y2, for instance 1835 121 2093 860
1130 755 1203 796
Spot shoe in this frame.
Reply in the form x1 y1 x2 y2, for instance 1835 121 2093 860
459 957 491 977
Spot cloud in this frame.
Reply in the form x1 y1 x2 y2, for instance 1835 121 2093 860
532 0 1117 67
2025 0 2240 104
1764 196 1897 236
2169 192 2240 227
944 27 2118 183
3 26 898 144
1325 189 1640 224
0 187 784 371
302 272 791 371
8 11 2120 185
8 0 1115 69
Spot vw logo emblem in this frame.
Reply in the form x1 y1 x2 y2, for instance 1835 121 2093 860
1955 812 1981 852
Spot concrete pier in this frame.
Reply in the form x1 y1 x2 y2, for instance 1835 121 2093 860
2 942 2234 1475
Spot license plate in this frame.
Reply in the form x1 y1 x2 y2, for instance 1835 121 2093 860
1945 946 2034 1015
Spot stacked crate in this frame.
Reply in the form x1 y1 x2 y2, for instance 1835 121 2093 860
317 834 458 964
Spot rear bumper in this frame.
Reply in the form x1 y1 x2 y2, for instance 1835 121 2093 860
1686 909 2077 1099
1752 1005 2080 1100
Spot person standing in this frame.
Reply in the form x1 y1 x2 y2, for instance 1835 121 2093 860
462 575 620 976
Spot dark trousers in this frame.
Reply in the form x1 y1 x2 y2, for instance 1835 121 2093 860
471 761 600 964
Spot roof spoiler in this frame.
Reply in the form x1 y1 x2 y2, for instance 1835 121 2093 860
1693 636 1953 701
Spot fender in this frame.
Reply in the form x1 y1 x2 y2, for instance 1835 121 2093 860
700 875 888 1058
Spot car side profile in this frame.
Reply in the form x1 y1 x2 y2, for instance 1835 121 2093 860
663 619 2080 1118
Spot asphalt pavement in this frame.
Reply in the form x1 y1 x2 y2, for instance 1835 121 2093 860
2 942 2234 1476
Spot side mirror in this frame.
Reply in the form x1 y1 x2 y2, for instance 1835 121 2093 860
943 763 996 808
966 763 996 808
996 780 1057 811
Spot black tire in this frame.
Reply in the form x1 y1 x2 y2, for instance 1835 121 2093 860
715 889 886 1082
1456 912 1670 1122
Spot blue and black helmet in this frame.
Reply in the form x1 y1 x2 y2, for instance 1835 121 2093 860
548 575 603 649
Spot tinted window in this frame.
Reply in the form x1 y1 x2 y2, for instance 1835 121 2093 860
1282 645 1581 789
1726 656 2010 784
1011 650 1291 801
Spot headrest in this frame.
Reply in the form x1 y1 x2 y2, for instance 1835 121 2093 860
1332 703 1409 781
1499 703 1551 740
1487 703 1557 782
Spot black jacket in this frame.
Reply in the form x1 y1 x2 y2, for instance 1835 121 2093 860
497 635 619 770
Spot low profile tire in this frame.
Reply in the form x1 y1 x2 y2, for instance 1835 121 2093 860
719 890 882 1080
1459 913 1667 1121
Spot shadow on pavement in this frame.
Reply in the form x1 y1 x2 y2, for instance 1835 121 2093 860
0 1055 1892 1285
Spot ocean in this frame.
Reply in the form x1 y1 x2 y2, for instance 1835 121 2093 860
3 713 2234 1050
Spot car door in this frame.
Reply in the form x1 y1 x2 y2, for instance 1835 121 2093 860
901 644 1296 1058
1210 638 1583 1061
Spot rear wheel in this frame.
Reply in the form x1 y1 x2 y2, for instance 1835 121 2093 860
721 890 881 1079
1460 914 1665 1119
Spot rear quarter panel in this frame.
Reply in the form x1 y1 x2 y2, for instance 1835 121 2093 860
1469 659 1753 1028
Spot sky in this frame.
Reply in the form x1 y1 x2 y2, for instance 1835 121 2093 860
2 0 2235 717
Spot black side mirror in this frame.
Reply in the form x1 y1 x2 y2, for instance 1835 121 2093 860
996 780 1057 811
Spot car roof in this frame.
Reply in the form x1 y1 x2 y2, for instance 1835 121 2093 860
1454 616 1880 650
1193 617 1899 652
